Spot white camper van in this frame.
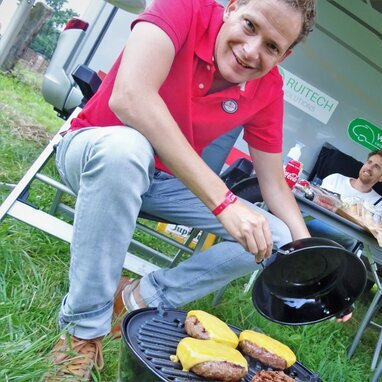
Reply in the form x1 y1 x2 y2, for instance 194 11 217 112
42 0 382 171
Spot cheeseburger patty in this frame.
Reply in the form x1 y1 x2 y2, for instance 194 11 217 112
192 360 247 382
239 339 287 370
184 315 210 340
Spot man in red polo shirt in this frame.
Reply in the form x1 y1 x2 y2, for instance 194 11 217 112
46 0 319 380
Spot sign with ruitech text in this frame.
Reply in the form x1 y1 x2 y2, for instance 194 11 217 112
348 118 382 150
279 67 338 124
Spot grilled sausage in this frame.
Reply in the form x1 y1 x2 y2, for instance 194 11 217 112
252 370 297 382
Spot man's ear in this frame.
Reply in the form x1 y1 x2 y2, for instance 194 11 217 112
224 0 239 21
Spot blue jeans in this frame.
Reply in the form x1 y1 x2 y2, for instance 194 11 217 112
305 218 357 251
55 126 292 339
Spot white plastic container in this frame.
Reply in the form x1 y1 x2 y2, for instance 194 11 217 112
284 141 304 163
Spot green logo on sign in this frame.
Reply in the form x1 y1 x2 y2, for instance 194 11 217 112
348 118 382 150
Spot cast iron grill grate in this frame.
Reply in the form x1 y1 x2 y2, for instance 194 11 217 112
122 308 322 382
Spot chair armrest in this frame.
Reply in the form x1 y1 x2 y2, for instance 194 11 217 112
72 65 102 107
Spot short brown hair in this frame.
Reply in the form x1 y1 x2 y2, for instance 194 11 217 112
368 150 382 159
236 0 316 48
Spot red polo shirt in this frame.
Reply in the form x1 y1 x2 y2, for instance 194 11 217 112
70 0 284 172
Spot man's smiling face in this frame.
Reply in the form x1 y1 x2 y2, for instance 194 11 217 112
359 154 382 185
214 0 303 84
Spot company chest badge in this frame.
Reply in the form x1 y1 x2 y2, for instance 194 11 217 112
222 99 238 114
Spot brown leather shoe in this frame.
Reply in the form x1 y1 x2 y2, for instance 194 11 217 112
44 335 104 381
111 276 139 338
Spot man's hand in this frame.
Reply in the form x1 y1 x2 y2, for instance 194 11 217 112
336 312 352 322
216 199 273 262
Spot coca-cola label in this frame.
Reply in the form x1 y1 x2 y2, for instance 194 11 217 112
284 160 301 188
286 160 301 170
285 172 298 182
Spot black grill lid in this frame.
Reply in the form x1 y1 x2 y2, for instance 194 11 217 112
121 307 322 382
252 238 367 325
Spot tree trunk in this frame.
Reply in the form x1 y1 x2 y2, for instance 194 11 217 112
0 2 52 71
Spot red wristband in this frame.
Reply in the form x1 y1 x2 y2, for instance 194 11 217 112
212 191 238 216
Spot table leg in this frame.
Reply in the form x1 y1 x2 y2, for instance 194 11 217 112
372 324 382 370
372 359 382 382
347 289 382 359
348 244 382 359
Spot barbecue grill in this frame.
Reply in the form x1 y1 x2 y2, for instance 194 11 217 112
118 306 322 382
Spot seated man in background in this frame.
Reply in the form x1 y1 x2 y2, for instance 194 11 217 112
307 149 382 250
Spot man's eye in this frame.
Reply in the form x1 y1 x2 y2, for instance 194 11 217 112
268 44 280 55
244 19 255 31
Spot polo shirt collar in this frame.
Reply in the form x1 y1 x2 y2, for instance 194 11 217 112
194 10 222 65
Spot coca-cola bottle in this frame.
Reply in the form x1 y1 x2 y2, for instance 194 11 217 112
283 141 304 189
284 159 301 189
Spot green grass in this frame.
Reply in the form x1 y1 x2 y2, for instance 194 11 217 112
0 65 381 381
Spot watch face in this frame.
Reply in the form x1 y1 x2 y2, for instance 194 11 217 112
252 238 367 325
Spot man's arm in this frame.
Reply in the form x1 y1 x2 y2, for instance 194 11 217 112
109 22 274 260
109 22 227 209
249 146 311 241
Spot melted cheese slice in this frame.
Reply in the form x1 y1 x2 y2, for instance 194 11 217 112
187 310 239 348
171 337 248 371
239 330 296 367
